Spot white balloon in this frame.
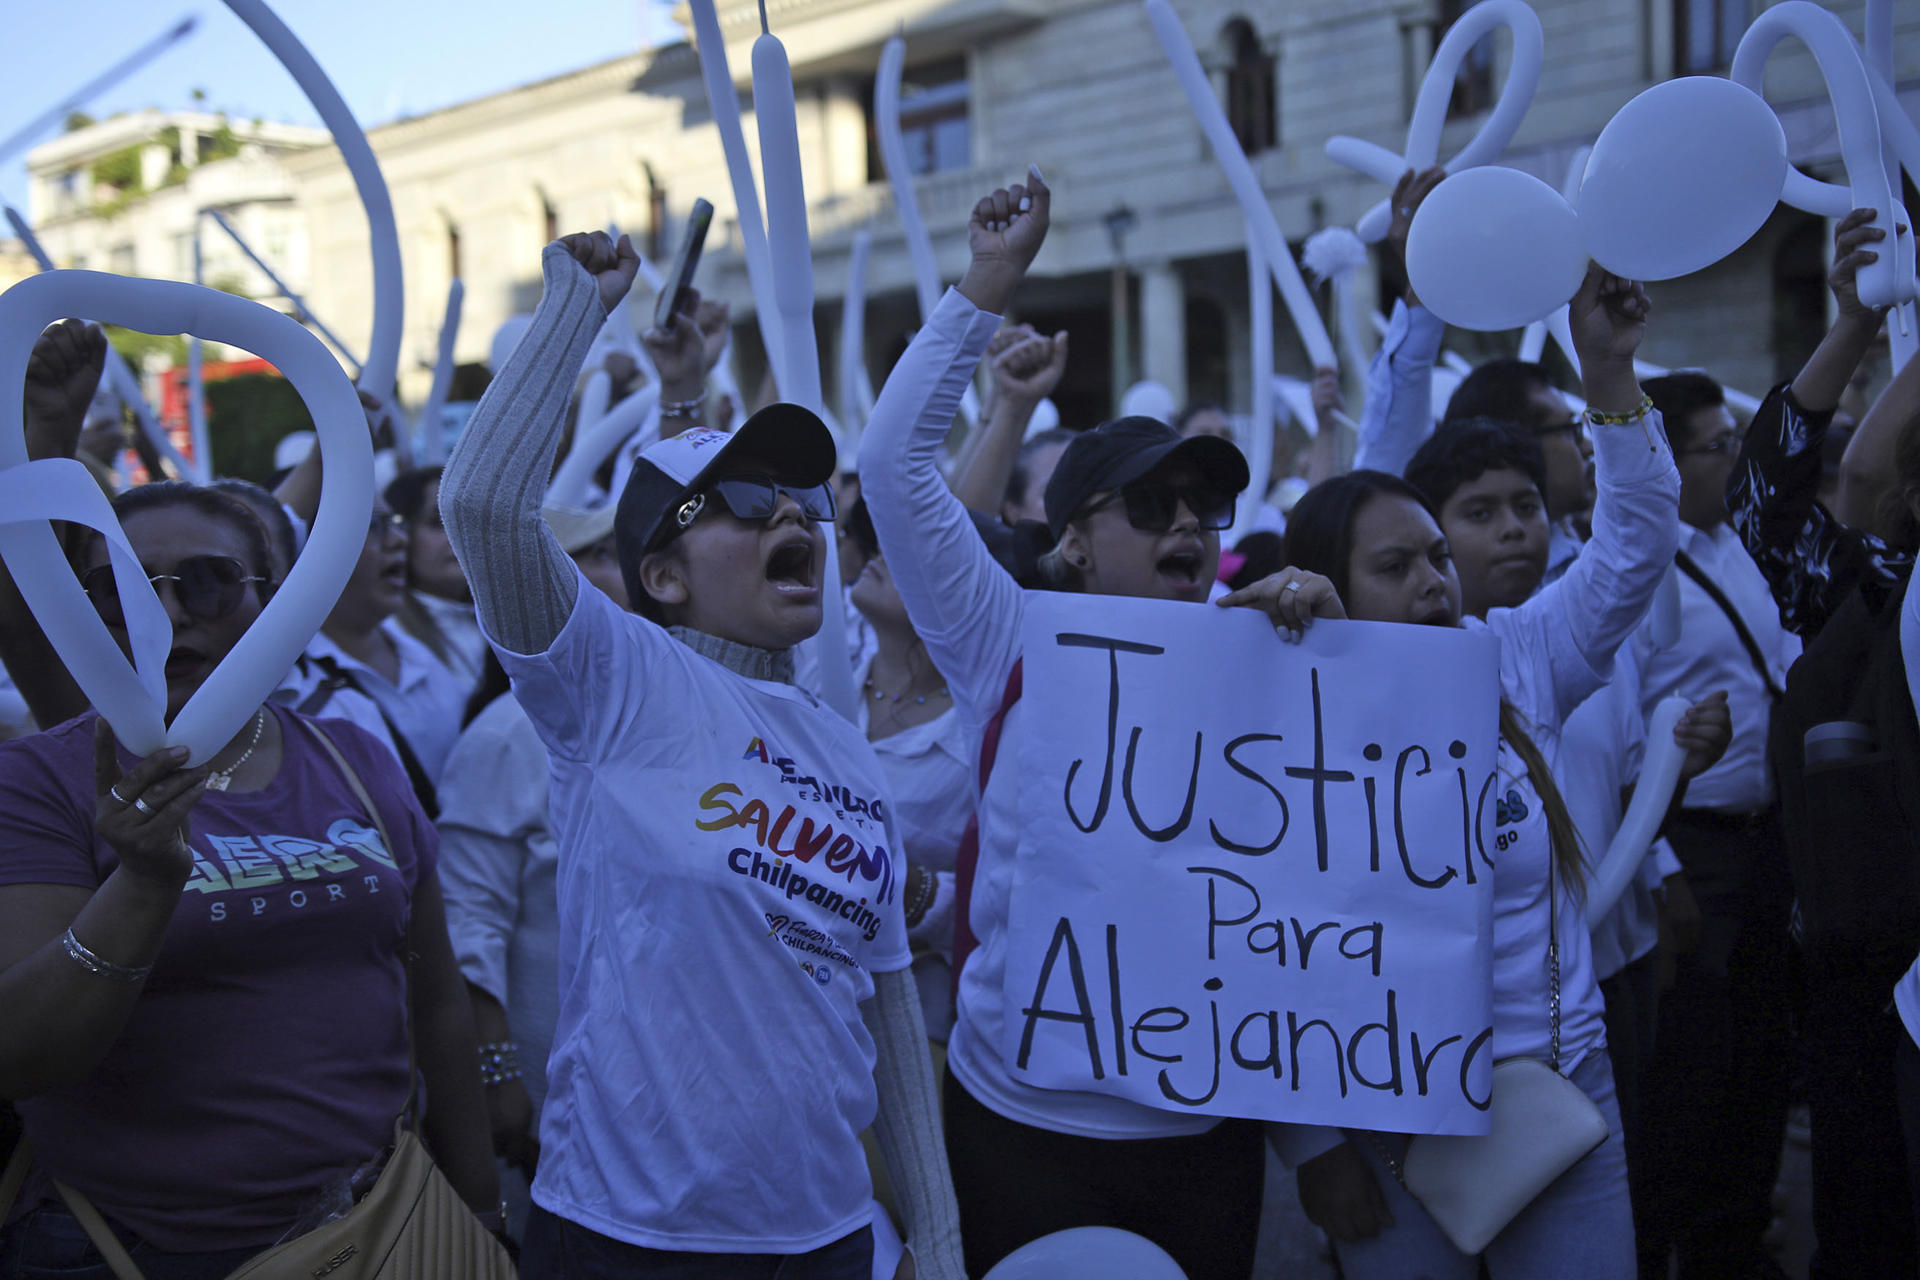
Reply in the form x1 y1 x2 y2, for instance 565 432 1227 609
1731 2 1916 313
0 270 372 763
1578 78 1787 282
1585 697 1689 929
983 1227 1188 1280
1405 167 1588 332
1326 0 1545 243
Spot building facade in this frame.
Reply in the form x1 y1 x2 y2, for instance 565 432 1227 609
22 0 1920 429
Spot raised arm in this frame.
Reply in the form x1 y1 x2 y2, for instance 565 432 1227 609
440 234 638 656
1352 170 1447 478
1524 267 1680 720
1727 211 1911 633
856 173 1049 718
949 327 1068 513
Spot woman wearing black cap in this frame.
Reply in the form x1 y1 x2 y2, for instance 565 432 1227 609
439 233 962 1280
857 174 1338 1278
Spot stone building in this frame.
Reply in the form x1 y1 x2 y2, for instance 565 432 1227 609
22 0 1920 429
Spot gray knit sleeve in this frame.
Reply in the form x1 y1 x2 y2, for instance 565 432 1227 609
864 967 965 1280
439 244 607 655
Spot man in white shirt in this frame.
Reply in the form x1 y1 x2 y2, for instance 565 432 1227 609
1636 371 1800 1280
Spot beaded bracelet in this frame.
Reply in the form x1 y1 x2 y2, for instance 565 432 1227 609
659 397 705 418
477 1041 522 1087
1584 394 1660 451
1582 395 1654 426
61 927 152 983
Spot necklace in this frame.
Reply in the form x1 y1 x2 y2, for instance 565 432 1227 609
205 710 266 792
863 678 950 707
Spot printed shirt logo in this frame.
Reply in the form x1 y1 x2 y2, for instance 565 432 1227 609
696 735 897 979
177 817 397 923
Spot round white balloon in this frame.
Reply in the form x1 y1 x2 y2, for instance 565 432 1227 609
1405 167 1588 332
1578 78 1788 281
983 1227 1187 1280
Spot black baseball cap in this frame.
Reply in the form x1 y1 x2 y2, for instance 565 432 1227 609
1043 416 1250 539
614 403 837 557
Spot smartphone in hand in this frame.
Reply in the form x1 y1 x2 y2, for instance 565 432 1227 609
653 198 715 331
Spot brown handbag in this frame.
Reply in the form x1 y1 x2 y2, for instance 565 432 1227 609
0 724 514 1280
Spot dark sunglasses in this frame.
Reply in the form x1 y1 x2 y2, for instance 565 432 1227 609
82 555 266 625
665 474 837 540
1085 477 1235 533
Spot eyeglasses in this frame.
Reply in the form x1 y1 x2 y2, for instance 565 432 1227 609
664 474 837 540
1084 476 1236 533
81 555 266 625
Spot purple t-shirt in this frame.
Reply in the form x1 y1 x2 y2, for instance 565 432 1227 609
0 706 437 1252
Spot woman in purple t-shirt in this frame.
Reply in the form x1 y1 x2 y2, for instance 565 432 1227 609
0 481 497 1276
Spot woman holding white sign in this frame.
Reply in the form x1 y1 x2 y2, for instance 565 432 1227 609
856 173 1345 1279
1273 266 1679 1278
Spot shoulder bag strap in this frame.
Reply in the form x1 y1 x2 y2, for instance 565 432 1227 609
304 719 419 1132
1 1135 149 1280
1674 549 1786 702
309 656 440 819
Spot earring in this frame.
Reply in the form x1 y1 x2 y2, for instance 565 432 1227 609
1071 556 1088 568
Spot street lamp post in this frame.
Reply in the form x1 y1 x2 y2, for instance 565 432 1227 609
1105 203 1137 417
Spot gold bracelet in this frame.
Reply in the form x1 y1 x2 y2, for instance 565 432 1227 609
1582 395 1653 427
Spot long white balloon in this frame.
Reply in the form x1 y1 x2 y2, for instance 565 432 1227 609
547 383 661 507
1326 0 1545 243
686 0 784 377
1232 227 1275 544
414 278 463 465
1146 0 1336 370
1585 697 1688 928
204 208 363 374
1731 2 1914 315
0 271 372 761
0 15 198 166
751 24 856 723
841 230 873 434
220 0 403 403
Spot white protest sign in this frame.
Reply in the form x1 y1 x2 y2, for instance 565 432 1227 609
1005 593 1499 1134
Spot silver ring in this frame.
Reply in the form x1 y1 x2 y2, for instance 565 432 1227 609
132 796 156 817
1282 581 1302 593
109 785 133 805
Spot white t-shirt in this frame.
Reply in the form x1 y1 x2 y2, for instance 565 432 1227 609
496 574 912 1252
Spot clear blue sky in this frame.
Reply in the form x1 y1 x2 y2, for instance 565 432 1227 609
3 2 681 216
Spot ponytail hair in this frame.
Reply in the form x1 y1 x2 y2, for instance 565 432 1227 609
1498 700 1587 900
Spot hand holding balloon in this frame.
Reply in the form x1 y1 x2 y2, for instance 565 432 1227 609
1387 168 1447 306
24 319 108 464
93 721 204 893
1830 208 1897 326
1568 265 1650 414
1674 690 1732 782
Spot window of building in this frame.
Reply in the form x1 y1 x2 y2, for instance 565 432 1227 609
541 192 559 246
1675 0 1749 73
866 58 970 180
1438 0 1495 118
1220 18 1277 154
446 220 462 282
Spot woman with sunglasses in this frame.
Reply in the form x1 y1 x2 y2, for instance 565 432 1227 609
1270 267 1676 1280
855 174 1337 1279
0 478 498 1276
438 231 962 1280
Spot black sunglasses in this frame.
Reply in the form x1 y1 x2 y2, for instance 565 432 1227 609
1085 476 1235 534
81 555 266 626
664 474 837 541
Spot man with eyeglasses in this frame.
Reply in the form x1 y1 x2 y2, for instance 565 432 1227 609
1633 370 1800 1280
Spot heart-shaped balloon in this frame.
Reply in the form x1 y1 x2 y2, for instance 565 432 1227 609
0 270 372 763
1326 0 1545 243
